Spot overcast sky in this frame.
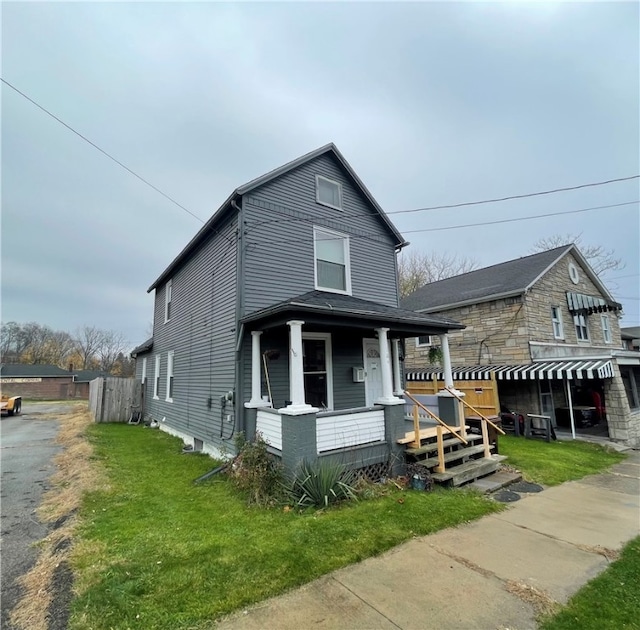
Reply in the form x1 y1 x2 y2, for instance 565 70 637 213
2 1 639 347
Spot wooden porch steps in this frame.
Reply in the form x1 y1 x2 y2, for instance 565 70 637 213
431 455 507 487
412 443 492 470
397 425 466 445
405 433 484 457
401 422 508 488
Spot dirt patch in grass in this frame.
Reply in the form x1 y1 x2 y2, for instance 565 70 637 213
9 407 103 630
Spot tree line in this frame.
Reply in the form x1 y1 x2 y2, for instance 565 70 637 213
0 322 135 376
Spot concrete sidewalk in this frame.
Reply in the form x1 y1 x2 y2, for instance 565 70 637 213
216 452 640 630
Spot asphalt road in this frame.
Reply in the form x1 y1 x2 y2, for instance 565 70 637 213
0 404 67 630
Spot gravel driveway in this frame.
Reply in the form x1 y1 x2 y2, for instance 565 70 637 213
0 402 75 629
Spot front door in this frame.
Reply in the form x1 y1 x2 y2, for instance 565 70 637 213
364 339 384 407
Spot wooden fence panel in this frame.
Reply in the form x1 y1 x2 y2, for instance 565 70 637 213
89 377 141 423
406 377 500 417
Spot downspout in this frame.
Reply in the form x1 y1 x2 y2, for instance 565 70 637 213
232 197 245 438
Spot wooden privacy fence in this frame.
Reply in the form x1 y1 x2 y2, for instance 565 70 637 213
89 377 141 423
406 377 500 418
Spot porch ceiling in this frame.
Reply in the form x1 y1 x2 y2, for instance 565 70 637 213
240 290 463 337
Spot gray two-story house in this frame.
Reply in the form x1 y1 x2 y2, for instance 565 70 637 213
132 144 462 474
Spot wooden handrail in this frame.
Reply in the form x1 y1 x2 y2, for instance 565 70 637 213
445 387 506 435
404 391 468 445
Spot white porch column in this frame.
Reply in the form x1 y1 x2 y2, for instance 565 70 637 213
245 331 269 408
375 328 402 404
440 333 454 390
391 338 403 395
280 320 318 415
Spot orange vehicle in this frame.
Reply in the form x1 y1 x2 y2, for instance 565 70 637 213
0 395 22 416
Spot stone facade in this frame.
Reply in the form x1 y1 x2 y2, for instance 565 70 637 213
405 297 530 367
525 252 623 351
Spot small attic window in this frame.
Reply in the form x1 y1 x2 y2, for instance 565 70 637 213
568 263 580 284
316 175 342 210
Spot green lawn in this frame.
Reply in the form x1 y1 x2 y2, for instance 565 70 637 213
540 535 640 630
499 435 626 485
70 424 502 630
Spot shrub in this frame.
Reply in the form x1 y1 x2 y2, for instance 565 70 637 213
228 433 285 506
287 459 358 508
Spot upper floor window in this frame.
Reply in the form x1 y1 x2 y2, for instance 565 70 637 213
316 175 343 210
153 355 161 399
416 336 432 347
601 315 612 344
551 306 564 339
166 351 174 402
164 279 173 322
573 314 589 341
314 227 351 294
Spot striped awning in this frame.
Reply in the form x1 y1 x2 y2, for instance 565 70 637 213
566 292 622 315
406 359 614 382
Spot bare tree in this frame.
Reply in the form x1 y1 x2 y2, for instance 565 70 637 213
74 326 104 369
96 330 129 373
531 233 624 276
398 250 478 298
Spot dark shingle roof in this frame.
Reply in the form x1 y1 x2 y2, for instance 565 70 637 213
72 370 110 383
130 338 153 357
401 245 575 312
0 364 71 378
241 290 463 334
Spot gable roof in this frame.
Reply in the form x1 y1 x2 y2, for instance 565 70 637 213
401 244 619 313
0 363 71 378
240 290 463 335
148 143 406 292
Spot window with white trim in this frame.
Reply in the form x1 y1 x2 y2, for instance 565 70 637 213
573 314 589 341
166 351 174 402
313 227 351 294
141 357 147 384
153 355 161 399
601 315 612 344
551 306 564 339
164 279 173 322
316 175 342 210
416 336 432 347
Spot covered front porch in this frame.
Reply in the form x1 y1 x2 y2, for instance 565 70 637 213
239 290 466 474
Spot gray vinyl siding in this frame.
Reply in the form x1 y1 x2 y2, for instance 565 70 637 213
241 153 399 316
144 215 238 450
241 326 368 412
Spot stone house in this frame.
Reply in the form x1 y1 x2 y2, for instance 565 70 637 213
402 245 640 447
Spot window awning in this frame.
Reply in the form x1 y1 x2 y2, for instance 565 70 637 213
406 359 615 382
566 292 622 315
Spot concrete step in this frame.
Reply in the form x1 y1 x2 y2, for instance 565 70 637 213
466 470 523 494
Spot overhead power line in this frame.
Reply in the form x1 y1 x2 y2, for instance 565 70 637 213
401 200 639 234
1 77 205 224
389 175 640 216
246 200 638 249
4 77 638 231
